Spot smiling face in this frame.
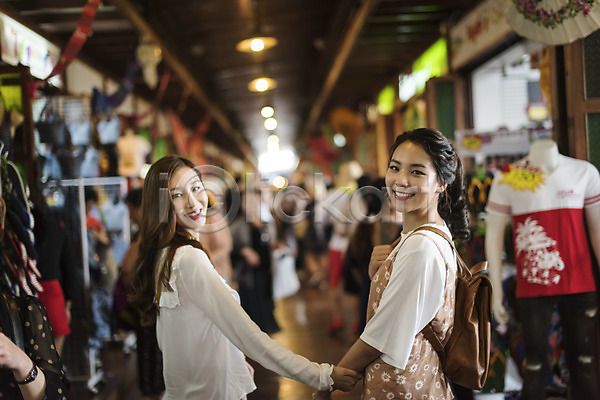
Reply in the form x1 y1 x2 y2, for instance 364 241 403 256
169 165 208 237
385 140 445 230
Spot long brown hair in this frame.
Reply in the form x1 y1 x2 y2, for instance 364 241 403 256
128 155 210 325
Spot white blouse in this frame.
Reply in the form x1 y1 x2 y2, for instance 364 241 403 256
156 245 333 400
360 223 456 369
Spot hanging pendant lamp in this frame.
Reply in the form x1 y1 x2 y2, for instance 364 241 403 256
236 0 277 52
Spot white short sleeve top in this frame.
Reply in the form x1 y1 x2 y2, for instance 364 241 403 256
360 224 455 369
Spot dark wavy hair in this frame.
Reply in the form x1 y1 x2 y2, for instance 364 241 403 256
388 128 470 240
129 155 211 325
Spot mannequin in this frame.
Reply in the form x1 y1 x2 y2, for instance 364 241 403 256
116 128 151 178
486 139 562 323
526 139 560 173
484 139 600 399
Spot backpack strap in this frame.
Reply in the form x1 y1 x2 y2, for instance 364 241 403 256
410 232 451 361
413 226 471 278
390 234 402 248
410 226 461 363
411 226 489 367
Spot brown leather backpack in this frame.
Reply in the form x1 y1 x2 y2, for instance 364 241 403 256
408 226 492 390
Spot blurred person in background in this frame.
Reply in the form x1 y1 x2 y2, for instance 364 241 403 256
32 202 81 357
198 191 234 287
121 187 165 399
85 186 116 355
229 185 280 334
297 175 330 289
325 161 364 334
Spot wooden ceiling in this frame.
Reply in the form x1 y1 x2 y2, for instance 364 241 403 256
0 0 479 164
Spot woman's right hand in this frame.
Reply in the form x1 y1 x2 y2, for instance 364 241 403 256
368 245 392 278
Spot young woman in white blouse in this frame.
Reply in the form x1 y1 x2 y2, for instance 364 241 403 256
129 155 360 400
314 128 471 399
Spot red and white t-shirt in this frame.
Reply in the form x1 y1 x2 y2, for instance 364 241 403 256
486 155 600 298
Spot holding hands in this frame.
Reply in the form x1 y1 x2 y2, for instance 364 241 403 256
312 365 362 400
313 365 362 398
332 365 361 391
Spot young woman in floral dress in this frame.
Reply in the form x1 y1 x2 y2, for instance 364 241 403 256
315 128 470 399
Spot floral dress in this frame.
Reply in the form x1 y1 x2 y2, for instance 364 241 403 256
362 235 456 400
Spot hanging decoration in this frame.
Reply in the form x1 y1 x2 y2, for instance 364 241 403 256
123 68 171 125
187 113 213 165
136 33 163 89
500 0 600 45
177 87 192 116
45 0 102 81
307 136 338 177
168 110 212 161
168 110 189 156
91 49 139 116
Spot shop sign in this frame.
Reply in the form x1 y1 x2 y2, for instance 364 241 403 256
0 13 61 84
398 38 447 102
449 0 514 71
455 128 531 157
377 85 395 115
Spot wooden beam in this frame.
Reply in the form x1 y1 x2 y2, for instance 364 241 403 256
110 0 257 167
300 0 380 141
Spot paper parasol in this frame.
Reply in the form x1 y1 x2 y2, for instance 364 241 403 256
500 0 600 45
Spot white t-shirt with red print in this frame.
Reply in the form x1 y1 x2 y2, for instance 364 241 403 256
486 155 600 298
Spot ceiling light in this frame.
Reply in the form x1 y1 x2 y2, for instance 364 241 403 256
236 36 278 53
261 106 274 118
264 117 277 130
236 0 277 53
248 77 277 92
